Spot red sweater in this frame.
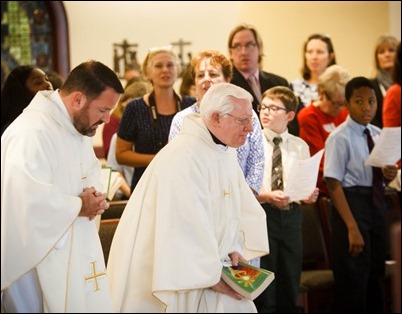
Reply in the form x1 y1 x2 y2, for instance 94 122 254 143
298 104 348 195
383 84 401 127
102 115 121 157
383 84 401 168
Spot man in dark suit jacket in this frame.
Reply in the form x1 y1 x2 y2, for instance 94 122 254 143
228 23 289 116
228 24 298 314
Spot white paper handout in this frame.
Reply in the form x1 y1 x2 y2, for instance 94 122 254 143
284 149 324 202
365 127 401 167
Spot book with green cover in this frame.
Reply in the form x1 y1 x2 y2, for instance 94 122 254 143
221 261 275 300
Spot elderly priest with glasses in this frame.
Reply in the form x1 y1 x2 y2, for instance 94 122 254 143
107 83 269 313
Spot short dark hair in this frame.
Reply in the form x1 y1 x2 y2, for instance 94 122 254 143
345 77 375 102
61 60 123 100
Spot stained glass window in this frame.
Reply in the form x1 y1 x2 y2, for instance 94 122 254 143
1 1 69 89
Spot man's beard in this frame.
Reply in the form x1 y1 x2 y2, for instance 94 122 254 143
73 105 102 137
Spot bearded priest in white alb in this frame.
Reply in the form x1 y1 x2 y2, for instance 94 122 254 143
107 83 269 313
1 61 124 312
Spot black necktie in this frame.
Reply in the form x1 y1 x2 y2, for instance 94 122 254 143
364 128 384 208
272 137 283 191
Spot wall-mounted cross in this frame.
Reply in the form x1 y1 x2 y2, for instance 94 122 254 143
171 38 192 76
113 39 139 79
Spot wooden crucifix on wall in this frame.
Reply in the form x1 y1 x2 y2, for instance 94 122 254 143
113 39 140 79
171 38 192 77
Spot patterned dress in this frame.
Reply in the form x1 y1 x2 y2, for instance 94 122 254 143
118 95 195 191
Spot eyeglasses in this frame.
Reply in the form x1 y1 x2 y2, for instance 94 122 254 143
258 104 289 114
225 113 253 126
230 42 257 52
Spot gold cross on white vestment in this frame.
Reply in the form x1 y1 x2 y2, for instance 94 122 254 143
85 261 106 291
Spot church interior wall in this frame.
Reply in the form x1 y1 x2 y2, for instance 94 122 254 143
61 1 401 147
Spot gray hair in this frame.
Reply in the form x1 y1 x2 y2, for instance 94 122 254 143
318 64 351 99
200 82 253 119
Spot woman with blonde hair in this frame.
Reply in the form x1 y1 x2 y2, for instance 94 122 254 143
116 46 195 191
370 35 398 128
